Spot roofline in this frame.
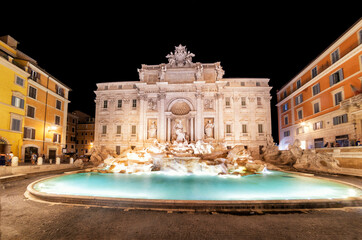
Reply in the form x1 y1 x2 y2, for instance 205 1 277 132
277 17 362 93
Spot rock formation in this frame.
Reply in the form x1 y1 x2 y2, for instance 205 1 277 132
261 138 342 173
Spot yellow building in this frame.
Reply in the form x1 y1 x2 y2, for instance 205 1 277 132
0 35 71 162
0 36 29 159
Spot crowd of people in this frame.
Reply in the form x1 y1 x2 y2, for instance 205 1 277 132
0 151 13 166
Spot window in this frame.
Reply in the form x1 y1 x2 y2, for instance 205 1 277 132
118 85 122 89
331 49 340 64
225 97 231 107
116 125 122 134
297 109 303 120
333 114 348 125
314 138 324 148
104 86 108 90
11 96 24 109
313 102 320 114
240 82 245 86
226 124 232 134
258 124 263 133
329 69 344 86
28 69 40 81
312 83 320 96
313 121 323 130
257 97 262 106
296 79 301 89
282 103 288 112
28 86 37 99
284 115 289 125
55 85 65 97
24 127 36 139
311 66 318 78
242 124 247 133
117 99 122 108
359 29 362 44
72 127 75 133
283 91 287 98
131 125 137 135
241 97 246 107
27 106 35 118
116 146 121 155
55 115 61 125
53 133 61 143
283 130 290 137
296 127 304 135
56 100 62 110
103 100 108 109
132 99 137 108
102 125 107 134
334 91 343 106
15 76 24 87
11 118 21 131
295 94 303 105
256 82 260 86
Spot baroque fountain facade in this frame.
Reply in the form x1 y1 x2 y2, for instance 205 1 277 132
94 45 272 159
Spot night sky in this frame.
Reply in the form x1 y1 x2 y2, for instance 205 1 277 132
1 4 360 141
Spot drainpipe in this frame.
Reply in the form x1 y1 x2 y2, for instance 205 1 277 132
42 76 50 155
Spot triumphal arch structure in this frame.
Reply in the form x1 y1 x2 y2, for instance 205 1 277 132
94 45 272 156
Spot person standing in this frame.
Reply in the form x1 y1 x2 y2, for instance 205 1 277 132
31 153 36 165
6 151 13 166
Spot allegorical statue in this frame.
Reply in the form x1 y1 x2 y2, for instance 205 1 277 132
148 121 157 139
159 65 167 81
204 120 214 138
195 64 203 80
137 68 144 81
173 119 186 142
215 65 225 80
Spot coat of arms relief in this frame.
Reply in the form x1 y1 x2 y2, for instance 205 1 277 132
166 44 195 67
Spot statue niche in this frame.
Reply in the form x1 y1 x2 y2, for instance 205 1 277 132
204 119 214 139
148 120 157 139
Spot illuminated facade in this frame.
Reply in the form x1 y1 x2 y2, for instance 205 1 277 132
0 36 29 158
94 45 272 157
0 35 70 162
276 19 362 149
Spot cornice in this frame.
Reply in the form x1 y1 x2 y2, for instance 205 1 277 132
276 44 362 107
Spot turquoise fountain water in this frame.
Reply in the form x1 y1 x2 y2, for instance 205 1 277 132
33 171 361 201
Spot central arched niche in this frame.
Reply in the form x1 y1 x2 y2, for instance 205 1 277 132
168 98 194 115
171 101 191 115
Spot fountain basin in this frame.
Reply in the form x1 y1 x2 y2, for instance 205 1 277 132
26 171 362 211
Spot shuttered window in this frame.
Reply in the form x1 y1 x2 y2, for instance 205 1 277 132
333 114 348 125
312 83 320 96
11 96 24 109
24 127 36 139
27 106 35 118
11 118 21 131
28 86 37 99
329 69 344 86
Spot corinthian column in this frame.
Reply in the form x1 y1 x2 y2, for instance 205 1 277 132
217 93 224 140
158 93 166 142
138 94 146 143
195 92 203 141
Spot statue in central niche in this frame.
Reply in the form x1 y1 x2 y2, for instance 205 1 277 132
173 119 186 142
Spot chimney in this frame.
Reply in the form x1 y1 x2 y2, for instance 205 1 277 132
0 35 19 49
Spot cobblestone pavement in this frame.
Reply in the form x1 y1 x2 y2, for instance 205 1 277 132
1 174 362 240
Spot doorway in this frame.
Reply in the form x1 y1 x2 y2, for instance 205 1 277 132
25 147 38 163
49 149 56 161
